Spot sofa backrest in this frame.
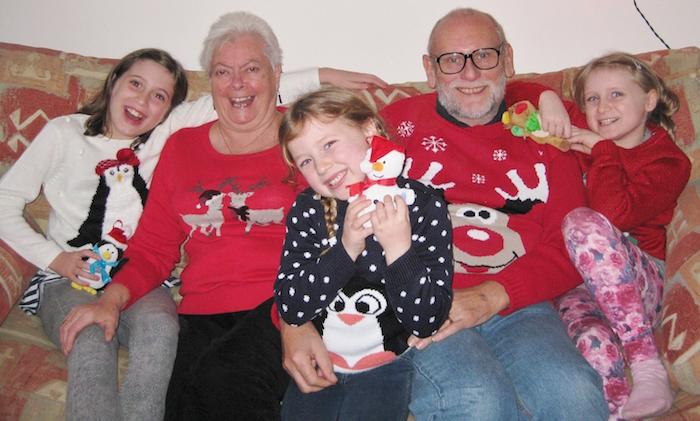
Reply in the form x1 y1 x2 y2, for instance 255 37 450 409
2 43 698 180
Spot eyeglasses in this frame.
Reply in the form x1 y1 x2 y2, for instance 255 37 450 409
431 44 504 74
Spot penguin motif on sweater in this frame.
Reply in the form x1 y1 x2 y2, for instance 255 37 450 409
312 276 407 372
68 148 148 248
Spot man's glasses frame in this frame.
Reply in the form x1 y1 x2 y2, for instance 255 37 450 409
431 43 505 74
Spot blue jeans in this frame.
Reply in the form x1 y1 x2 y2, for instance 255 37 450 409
282 347 415 421
409 301 608 421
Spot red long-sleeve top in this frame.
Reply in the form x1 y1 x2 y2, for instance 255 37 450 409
568 109 690 260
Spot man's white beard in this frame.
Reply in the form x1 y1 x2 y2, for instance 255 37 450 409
436 72 507 125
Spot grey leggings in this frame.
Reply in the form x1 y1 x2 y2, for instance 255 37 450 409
39 280 179 421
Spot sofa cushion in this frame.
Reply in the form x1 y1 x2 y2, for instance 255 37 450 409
0 303 129 420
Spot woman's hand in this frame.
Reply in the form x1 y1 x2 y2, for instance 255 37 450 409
280 318 337 393
342 196 373 261
537 90 572 139
59 283 130 355
370 195 411 265
569 126 604 155
49 250 101 285
319 68 388 90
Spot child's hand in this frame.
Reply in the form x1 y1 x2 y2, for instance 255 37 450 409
569 126 604 155
341 196 373 261
49 250 101 285
371 195 411 265
537 90 572 139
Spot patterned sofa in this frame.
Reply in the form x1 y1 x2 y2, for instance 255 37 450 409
0 42 699 420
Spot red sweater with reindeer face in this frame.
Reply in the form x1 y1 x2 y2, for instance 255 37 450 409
112 121 306 314
380 93 586 315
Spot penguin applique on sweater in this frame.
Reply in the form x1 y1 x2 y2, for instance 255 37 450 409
312 276 408 372
68 148 148 247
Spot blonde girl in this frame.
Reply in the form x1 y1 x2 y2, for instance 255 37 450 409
554 52 691 420
275 87 453 421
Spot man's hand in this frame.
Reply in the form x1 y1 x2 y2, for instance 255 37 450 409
280 318 337 393
59 283 130 355
319 68 388 90
408 281 510 349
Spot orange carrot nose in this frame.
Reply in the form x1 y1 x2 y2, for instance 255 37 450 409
338 314 363 326
372 162 384 171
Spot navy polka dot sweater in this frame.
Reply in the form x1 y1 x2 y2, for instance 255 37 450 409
275 178 453 370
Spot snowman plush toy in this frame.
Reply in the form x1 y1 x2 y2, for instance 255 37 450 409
73 222 128 295
347 135 416 228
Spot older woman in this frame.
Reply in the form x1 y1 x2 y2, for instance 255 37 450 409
59 12 383 421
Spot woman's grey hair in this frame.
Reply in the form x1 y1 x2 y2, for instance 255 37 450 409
199 11 283 75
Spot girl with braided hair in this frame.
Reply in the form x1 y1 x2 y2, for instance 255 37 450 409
553 52 691 420
275 87 453 421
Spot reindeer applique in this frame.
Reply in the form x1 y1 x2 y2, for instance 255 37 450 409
180 189 226 236
227 178 285 234
447 163 550 274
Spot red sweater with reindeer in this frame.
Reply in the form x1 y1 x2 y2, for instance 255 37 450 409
111 121 305 314
380 92 586 315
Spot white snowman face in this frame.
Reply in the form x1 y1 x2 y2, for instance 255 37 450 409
362 150 405 181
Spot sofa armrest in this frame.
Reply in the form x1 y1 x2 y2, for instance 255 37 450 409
656 178 700 394
0 210 42 324
0 238 39 326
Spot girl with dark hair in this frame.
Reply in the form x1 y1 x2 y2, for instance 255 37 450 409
80 48 189 150
0 48 188 421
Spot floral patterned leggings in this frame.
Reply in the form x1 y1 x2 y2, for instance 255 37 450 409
554 207 664 421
